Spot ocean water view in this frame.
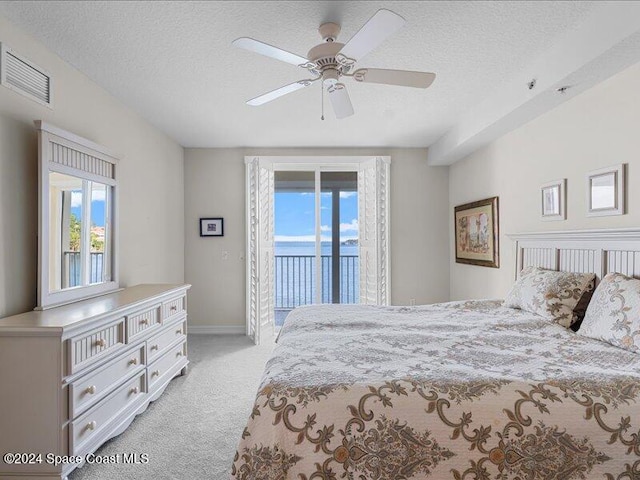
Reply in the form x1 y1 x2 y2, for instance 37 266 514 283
275 241 359 310
275 241 358 256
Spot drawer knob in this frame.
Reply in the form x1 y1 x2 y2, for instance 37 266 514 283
176 351 183 357
94 339 106 347
128 358 138 366
151 344 159 351
85 385 97 395
87 421 97 431
170 306 177 311
176 329 182 335
140 319 149 325
152 370 160 377
130 386 139 395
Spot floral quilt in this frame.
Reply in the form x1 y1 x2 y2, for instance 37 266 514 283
231 300 640 480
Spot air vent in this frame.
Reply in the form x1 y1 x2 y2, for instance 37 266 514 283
1 43 52 107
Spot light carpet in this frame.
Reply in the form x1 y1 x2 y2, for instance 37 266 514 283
69 334 275 480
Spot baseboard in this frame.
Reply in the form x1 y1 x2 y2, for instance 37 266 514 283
188 325 246 335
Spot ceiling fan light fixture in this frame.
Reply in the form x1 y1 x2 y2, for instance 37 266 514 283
322 68 339 86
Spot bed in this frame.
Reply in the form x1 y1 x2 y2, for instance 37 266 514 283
231 230 640 479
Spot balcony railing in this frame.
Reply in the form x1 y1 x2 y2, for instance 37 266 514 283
275 255 359 309
63 252 104 288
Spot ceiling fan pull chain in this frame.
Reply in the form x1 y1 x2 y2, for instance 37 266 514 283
321 83 325 121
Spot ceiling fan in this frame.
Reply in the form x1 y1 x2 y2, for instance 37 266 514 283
232 9 436 119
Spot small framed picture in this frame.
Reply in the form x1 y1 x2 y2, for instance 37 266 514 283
541 179 566 221
200 218 224 237
586 164 626 217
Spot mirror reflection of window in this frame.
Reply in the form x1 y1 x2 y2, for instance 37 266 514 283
90 182 108 285
49 173 83 291
48 173 112 292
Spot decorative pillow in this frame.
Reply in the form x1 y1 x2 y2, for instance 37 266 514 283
504 266 596 328
579 272 640 353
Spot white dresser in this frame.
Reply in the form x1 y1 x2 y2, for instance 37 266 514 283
0 284 191 480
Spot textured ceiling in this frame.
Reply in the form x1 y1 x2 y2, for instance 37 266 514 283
0 1 599 148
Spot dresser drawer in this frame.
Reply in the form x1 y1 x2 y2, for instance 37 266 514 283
147 319 187 364
126 305 161 342
69 344 145 418
69 319 126 374
162 295 186 322
70 371 146 455
148 341 187 391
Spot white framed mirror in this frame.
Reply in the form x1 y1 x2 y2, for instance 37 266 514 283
36 121 119 309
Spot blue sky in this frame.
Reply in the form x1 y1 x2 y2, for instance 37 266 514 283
275 191 358 242
70 190 106 227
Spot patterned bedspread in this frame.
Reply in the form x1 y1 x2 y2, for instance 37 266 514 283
231 300 640 479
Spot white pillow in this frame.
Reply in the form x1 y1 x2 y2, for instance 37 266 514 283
579 272 640 353
504 266 595 328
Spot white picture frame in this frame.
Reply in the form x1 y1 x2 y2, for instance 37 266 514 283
541 179 566 221
586 164 626 217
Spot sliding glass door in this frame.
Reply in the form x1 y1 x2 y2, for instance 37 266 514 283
273 169 358 326
246 156 390 345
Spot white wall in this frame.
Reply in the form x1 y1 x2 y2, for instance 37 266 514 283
0 14 185 317
185 148 449 328
448 62 640 300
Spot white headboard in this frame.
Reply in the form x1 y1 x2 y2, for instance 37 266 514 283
508 228 640 281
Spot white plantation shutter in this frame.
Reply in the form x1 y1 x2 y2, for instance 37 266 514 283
358 157 390 305
246 158 275 345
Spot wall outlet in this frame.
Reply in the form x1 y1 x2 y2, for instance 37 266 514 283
222 251 229 261
409 298 416 306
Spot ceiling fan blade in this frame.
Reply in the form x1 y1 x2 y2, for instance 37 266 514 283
246 79 314 106
328 83 354 119
338 9 405 65
353 68 436 88
232 37 310 67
